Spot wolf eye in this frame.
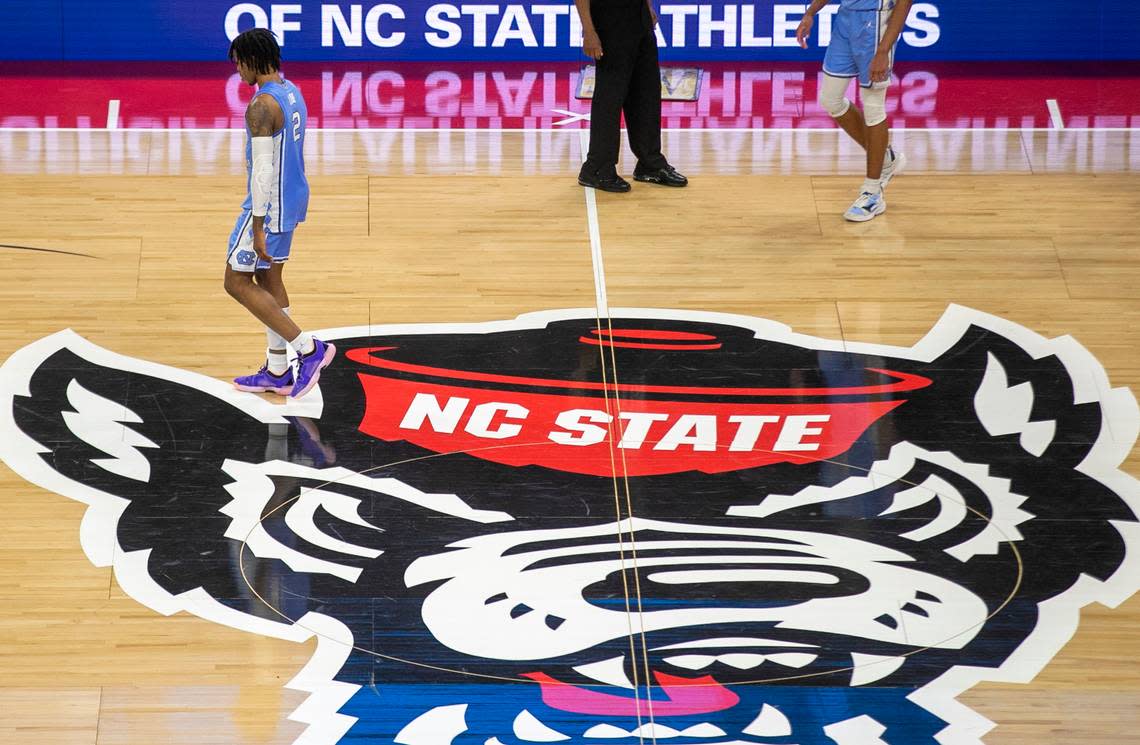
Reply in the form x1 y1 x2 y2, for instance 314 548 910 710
880 474 969 542
726 443 1033 562
878 458 1033 561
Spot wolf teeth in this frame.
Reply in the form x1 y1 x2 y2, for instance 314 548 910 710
663 651 815 671
742 703 792 737
574 656 635 689
823 714 889 744
583 722 725 739
663 654 718 670
652 636 818 651
394 704 469 745
680 722 727 737
513 709 570 742
718 653 767 669
631 723 681 738
849 653 906 686
766 652 817 668
583 724 629 738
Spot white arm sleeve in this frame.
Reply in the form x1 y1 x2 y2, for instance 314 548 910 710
250 136 274 218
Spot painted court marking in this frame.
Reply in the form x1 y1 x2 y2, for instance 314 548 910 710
105 99 120 130
1046 99 1065 130
577 129 610 319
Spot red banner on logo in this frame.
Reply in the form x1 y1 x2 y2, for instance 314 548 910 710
354 367 915 477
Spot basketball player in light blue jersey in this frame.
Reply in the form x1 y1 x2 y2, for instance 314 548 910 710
223 28 334 398
798 0 912 222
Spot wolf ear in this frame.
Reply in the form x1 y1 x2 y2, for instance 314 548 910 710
1 333 370 737
964 331 1094 460
1 332 288 588
907 323 1105 464
907 320 1139 533
6 335 277 500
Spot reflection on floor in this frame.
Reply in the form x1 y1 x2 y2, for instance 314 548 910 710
2 128 1138 176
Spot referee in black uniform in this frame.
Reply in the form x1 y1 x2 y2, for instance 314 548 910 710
576 0 688 193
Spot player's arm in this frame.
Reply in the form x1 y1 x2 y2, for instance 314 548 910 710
796 0 833 49
246 94 283 263
575 0 603 59
645 0 658 28
871 0 913 82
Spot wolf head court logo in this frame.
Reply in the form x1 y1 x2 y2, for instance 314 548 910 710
2 306 1139 745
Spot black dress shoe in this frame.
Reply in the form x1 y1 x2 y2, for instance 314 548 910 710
578 172 631 193
633 165 688 187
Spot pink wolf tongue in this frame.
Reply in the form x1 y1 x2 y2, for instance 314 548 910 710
522 670 740 717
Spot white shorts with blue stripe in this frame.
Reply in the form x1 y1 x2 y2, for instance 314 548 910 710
226 209 295 273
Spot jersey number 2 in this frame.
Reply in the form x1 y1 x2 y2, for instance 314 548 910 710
291 111 302 142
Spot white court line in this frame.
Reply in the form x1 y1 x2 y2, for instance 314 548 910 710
105 99 120 130
551 108 591 126
1046 99 1065 130
575 127 664 738
1 126 1138 133
577 129 609 318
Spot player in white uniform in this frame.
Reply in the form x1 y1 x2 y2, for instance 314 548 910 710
798 0 913 221
223 28 334 398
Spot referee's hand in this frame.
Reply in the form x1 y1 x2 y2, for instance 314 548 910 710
583 30 604 59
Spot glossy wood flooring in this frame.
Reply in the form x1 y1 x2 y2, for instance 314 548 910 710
1 128 1139 744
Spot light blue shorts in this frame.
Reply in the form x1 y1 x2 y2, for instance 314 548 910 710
226 209 295 272
823 7 896 89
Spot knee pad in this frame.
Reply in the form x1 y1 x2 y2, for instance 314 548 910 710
818 74 851 118
861 85 888 126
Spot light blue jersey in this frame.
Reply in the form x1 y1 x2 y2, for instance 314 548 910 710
825 0 900 87
241 77 309 233
837 0 895 11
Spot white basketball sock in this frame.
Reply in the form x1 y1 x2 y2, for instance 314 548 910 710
266 349 290 376
862 177 882 195
289 332 315 356
266 307 291 374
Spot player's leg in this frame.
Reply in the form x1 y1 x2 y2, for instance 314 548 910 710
820 73 902 181
818 70 883 222
225 217 334 396
861 89 905 190
840 89 888 222
820 80 901 192
249 232 337 399
819 72 866 149
225 262 301 393
254 262 292 381
842 86 889 222
849 88 906 217
859 6 905 188
225 268 297 339
862 84 890 181
224 223 301 341
841 10 904 222
820 8 866 144
255 260 290 309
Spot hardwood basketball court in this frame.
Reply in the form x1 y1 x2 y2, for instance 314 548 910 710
2 117 1139 744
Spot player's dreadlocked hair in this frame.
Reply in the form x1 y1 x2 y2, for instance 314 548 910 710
228 28 281 75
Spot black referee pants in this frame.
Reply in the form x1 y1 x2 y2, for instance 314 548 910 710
581 22 669 178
